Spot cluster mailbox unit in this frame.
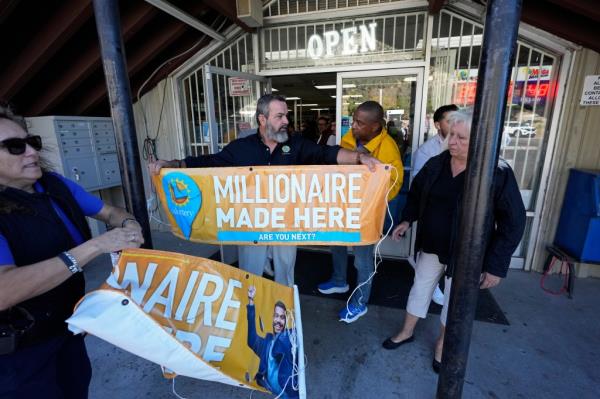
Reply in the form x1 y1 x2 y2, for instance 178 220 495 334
27 116 124 235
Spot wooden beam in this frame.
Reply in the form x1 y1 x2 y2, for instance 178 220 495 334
521 2 600 53
75 15 197 114
144 0 226 40
0 0 92 99
0 0 20 25
130 31 213 99
26 3 158 115
204 0 254 32
428 0 446 14
541 0 600 22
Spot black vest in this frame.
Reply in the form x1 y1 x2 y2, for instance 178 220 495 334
0 173 91 348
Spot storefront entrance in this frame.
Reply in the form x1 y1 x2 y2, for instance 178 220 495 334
176 2 566 269
201 67 425 259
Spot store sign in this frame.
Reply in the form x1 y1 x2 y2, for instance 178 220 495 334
228 77 252 96
580 75 600 106
455 66 553 83
454 80 551 106
526 67 551 79
453 66 552 105
307 23 377 59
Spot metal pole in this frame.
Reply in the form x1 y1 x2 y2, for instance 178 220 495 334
294 100 298 131
436 0 521 397
93 0 153 249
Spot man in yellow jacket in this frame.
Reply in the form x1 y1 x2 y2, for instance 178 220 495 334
318 101 404 323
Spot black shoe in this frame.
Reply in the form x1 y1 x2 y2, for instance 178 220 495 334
382 335 414 350
432 358 441 374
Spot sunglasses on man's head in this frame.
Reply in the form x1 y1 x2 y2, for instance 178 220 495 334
0 135 43 155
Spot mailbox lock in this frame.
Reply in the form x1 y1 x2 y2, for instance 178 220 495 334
72 167 80 181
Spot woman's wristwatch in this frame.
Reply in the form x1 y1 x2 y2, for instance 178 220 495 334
58 251 82 274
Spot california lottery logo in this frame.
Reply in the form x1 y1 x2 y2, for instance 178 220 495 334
162 172 202 239
169 179 190 205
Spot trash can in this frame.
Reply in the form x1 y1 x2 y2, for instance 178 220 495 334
554 169 600 263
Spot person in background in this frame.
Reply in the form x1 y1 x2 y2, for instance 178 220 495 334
411 105 459 180
386 120 401 147
330 120 337 143
148 94 380 287
317 101 404 323
382 111 525 375
287 117 296 137
0 107 144 398
316 116 335 146
300 120 318 142
409 104 459 305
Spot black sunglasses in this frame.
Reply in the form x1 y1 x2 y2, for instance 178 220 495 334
0 135 43 155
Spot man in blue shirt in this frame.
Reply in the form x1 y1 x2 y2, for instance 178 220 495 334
246 285 297 398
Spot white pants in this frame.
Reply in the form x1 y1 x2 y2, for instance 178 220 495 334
237 245 297 287
406 251 453 324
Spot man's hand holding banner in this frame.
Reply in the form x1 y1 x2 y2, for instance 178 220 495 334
152 164 391 245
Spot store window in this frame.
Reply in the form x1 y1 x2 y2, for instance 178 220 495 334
428 10 560 259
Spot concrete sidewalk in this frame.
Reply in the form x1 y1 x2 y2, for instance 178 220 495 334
84 232 600 398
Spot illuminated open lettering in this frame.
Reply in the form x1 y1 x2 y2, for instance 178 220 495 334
307 23 378 59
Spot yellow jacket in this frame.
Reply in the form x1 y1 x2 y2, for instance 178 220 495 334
341 128 404 201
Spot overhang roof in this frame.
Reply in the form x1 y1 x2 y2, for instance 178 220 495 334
0 0 246 116
0 0 598 117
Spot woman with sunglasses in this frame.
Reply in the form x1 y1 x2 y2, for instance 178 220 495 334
0 107 144 399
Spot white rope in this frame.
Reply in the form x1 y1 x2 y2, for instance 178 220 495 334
343 164 400 311
271 309 304 399
171 376 187 399
147 193 174 229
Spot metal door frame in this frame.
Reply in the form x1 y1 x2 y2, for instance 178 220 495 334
203 65 271 154
335 67 424 151
336 67 425 259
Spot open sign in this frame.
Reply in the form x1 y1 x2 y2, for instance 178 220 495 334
307 23 378 60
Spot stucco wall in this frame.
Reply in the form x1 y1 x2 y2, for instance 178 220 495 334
531 48 600 277
132 76 182 230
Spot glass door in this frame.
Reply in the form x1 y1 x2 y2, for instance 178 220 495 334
204 65 271 154
336 68 424 258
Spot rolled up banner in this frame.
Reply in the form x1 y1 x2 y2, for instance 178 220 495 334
152 164 391 245
67 249 302 398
